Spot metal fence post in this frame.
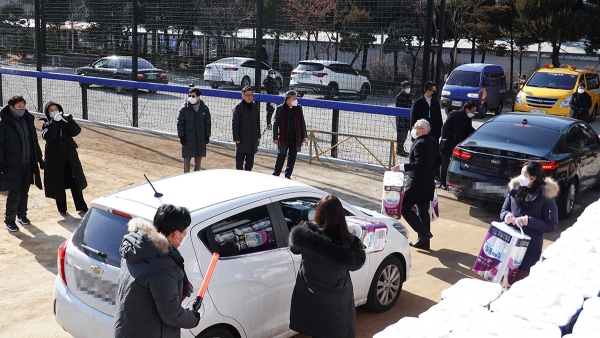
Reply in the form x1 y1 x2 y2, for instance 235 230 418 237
0 73 3 105
35 0 43 112
132 0 139 127
331 109 339 158
81 84 88 120
308 131 313 164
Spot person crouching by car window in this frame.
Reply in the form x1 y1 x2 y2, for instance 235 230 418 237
288 194 366 338
114 204 200 338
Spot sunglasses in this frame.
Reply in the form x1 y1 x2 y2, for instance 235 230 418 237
188 95 197 98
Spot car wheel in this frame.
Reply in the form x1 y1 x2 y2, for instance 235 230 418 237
365 256 404 313
494 100 503 115
359 84 369 101
196 326 235 338
276 77 283 90
478 104 487 119
241 76 251 88
210 83 219 89
558 180 577 219
590 105 598 122
326 83 339 99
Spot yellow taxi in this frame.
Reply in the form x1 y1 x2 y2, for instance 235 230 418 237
513 65 600 121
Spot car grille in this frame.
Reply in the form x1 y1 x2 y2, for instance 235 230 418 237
525 96 558 108
74 266 118 305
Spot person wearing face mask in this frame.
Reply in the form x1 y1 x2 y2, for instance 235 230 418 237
41 101 88 216
395 81 413 157
0 95 44 233
568 82 592 122
262 69 279 128
410 81 443 142
272 90 308 179
439 101 477 189
177 87 211 173
391 119 441 250
114 204 200 338
232 86 261 171
500 162 558 282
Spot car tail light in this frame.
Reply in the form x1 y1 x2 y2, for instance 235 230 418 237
223 67 238 71
159 73 167 79
205 66 212 69
452 147 473 160
541 161 557 170
312 72 327 77
112 210 132 219
291 71 298 75
137 73 144 79
58 240 68 285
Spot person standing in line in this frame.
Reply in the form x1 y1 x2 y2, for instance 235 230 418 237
0 95 44 232
263 69 279 129
569 82 592 122
500 162 558 282
288 194 366 338
272 90 308 179
177 88 211 173
232 86 260 171
439 100 477 189
392 119 440 250
114 204 200 338
395 81 412 157
41 101 88 216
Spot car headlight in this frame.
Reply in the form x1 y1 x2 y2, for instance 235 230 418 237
441 90 450 96
559 95 572 108
515 92 523 104
392 221 409 239
467 93 479 99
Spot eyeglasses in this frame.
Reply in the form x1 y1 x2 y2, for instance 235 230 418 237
188 95 197 98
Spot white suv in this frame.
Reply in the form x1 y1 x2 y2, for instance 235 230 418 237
53 170 411 338
289 60 371 100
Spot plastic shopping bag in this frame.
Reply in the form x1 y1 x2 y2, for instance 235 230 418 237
381 171 404 220
429 189 439 222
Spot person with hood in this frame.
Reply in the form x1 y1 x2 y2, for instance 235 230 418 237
439 100 477 189
0 95 44 232
41 101 88 215
272 90 308 179
232 86 260 171
395 81 412 157
288 194 366 338
262 69 279 128
114 204 200 338
568 82 592 122
177 88 211 173
500 162 559 282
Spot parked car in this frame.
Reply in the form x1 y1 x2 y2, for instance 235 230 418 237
289 60 371 100
53 170 411 338
441 63 507 118
513 65 600 121
203 57 283 90
446 113 600 219
75 56 168 93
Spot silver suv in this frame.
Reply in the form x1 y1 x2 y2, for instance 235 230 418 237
289 60 371 100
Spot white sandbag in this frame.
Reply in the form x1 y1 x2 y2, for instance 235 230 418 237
440 278 503 307
541 237 595 260
573 301 600 336
582 297 600 310
373 316 450 338
419 299 490 333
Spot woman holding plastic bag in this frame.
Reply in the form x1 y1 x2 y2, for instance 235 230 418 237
500 162 559 282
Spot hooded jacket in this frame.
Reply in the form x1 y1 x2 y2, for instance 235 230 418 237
41 101 87 199
114 218 199 338
288 223 366 338
177 100 211 158
500 177 559 271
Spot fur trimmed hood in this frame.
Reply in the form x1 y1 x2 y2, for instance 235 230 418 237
508 176 560 199
120 218 172 262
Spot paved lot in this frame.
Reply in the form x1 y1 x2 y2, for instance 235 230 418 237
0 119 597 338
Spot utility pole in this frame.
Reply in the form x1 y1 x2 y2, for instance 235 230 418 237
420 0 434 94
255 0 264 94
435 0 447 100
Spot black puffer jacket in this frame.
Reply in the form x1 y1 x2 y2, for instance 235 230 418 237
288 223 366 338
41 101 87 199
0 105 43 192
177 100 211 158
569 91 592 122
114 218 199 338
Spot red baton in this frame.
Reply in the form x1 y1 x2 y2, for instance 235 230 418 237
192 252 219 311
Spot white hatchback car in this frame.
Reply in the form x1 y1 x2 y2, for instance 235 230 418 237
53 170 411 338
204 57 283 90
289 60 371 100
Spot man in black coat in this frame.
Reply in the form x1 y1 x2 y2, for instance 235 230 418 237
272 90 308 179
232 86 260 171
569 82 592 122
440 100 477 189
262 69 279 128
395 81 412 157
410 81 443 141
0 95 44 232
392 119 440 250
177 88 211 173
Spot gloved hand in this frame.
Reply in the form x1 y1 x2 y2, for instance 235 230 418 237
179 137 186 145
62 113 73 122
514 216 529 227
39 160 45 170
504 212 515 224
191 310 200 326
54 113 65 122
205 137 210 144
0 162 4 173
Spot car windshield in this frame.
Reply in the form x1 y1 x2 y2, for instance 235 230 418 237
297 63 324 71
121 58 155 69
527 72 577 90
470 121 561 151
446 71 481 87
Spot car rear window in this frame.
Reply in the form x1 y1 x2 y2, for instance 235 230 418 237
121 58 155 69
71 208 130 267
527 72 577 90
473 121 561 150
297 62 324 71
446 71 481 87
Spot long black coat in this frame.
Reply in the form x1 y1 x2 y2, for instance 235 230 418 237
41 101 87 199
440 108 475 155
403 134 440 206
232 101 260 154
289 223 366 338
273 104 308 154
177 100 211 158
410 96 443 140
0 106 43 192
569 91 592 122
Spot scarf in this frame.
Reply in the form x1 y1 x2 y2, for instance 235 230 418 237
168 247 193 298
279 105 301 148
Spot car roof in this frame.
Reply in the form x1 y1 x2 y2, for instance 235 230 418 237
454 63 503 72
298 60 347 66
489 112 575 130
536 67 597 75
97 169 315 213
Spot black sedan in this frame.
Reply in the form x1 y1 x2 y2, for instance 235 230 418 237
446 113 600 219
75 56 168 93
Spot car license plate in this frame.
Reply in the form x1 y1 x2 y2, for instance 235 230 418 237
299 73 310 80
530 109 546 114
473 182 508 197
146 73 157 79
452 101 462 107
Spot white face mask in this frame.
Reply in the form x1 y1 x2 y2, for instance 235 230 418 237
188 96 197 104
174 231 186 247
291 99 298 107
578 88 585 94
404 88 411 94
410 128 418 139
467 113 475 118
270 74 275 78
518 174 531 187
49 111 59 119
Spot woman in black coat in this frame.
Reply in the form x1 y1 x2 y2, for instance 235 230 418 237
500 162 559 282
288 194 366 338
41 101 88 215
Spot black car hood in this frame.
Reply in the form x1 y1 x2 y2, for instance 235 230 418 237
460 138 552 158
